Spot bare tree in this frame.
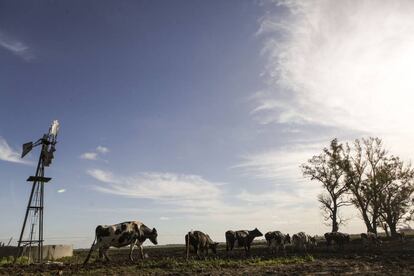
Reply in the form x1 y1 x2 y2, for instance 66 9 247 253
302 139 349 232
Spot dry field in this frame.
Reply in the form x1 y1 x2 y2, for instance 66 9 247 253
1 236 413 275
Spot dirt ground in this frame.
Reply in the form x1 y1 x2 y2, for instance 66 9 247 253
1 237 413 275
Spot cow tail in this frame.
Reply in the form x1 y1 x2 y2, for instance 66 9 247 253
83 234 97 265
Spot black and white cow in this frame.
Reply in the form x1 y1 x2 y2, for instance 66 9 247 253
185 231 219 258
265 231 291 254
83 221 158 264
324 232 350 249
292 232 318 251
361 232 382 247
225 228 263 254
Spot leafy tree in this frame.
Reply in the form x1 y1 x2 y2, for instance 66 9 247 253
302 139 349 232
376 156 414 237
341 137 414 236
342 138 387 234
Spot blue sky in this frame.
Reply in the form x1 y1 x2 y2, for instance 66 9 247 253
1 0 414 248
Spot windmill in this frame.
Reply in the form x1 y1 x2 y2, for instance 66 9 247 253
16 120 60 263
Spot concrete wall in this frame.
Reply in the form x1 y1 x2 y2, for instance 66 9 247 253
0 245 73 261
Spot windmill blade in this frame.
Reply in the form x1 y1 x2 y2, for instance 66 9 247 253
21 142 33 158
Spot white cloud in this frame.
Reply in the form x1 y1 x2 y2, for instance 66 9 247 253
88 169 222 203
87 169 265 220
256 0 414 160
96 146 109 154
0 137 30 164
159 216 170 221
57 189 66 193
80 146 109 161
87 169 116 183
0 31 34 61
80 152 98 160
234 143 324 183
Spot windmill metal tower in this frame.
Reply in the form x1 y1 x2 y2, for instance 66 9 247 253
16 120 60 263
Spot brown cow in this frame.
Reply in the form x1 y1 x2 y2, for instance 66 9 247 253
324 232 350 250
185 231 218 258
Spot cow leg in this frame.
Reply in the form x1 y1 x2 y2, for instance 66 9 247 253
198 247 204 260
129 241 137 261
102 247 111 262
98 248 104 261
139 244 144 260
196 245 201 259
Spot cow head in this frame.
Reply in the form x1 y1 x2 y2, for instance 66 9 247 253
149 228 158 245
252 228 263 237
209 242 219 254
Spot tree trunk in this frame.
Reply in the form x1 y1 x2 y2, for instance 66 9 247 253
358 203 375 233
389 222 398 238
371 210 379 235
332 204 339 232
384 224 389 237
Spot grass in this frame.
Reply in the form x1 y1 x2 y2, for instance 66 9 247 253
0 256 29 266
67 255 316 275
132 255 315 270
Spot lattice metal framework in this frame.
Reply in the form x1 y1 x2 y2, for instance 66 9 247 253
16 121 59 263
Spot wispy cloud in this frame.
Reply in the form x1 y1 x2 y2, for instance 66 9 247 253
96 146 109 154
233 143 324 183
0 137 30 164
0 31 34 61
80 152 98 160
255 0 414 159
85 168 351 239
88 169 223 203
80 146 109 161
87 169 116 183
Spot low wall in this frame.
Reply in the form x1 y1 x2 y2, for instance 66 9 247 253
0 245 73 261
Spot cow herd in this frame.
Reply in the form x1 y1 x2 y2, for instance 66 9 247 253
82 220 391 264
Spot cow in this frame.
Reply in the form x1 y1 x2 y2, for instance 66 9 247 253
225 228 263 254
185 231 219 258
361 232 382 248
324 232 350 250
83 221 158 264
306 234 318 250
265 231 291 255
292 232 310 251
291 234 318 252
